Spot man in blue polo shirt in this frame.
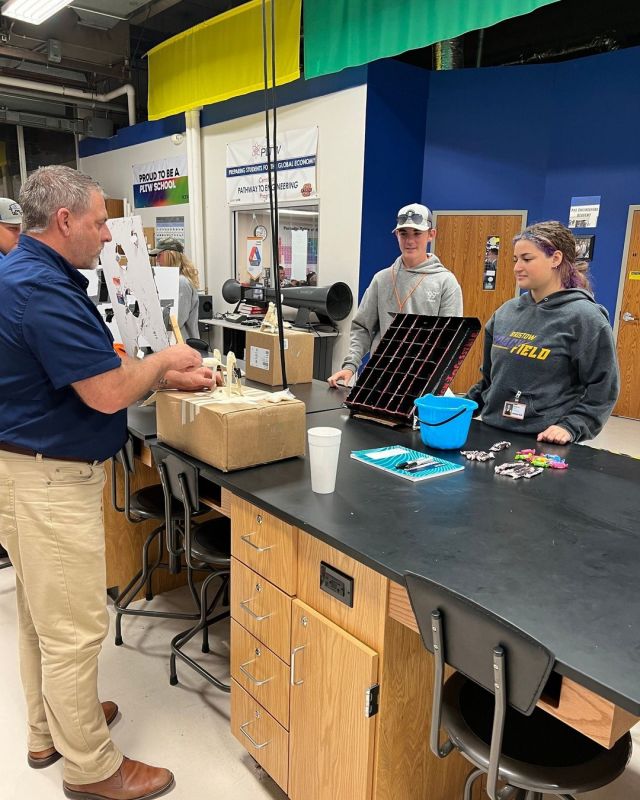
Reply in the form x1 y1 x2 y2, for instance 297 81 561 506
0 166 208 800
0 197 21 562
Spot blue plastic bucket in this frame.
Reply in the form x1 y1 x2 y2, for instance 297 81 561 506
413 394 478 449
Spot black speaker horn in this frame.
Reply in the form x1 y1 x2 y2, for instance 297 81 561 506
222 279 353 327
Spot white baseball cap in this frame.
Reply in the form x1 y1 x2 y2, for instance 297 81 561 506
0 198 22 225
394 203 433 232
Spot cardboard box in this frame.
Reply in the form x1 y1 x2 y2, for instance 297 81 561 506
245 329 314 385
156 390 306 472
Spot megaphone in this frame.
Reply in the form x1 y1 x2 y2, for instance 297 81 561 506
222 279 353 327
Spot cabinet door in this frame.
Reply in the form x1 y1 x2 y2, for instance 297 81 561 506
289 600 378 800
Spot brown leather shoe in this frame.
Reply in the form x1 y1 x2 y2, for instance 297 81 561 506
63 757 174 800
27 701 120 769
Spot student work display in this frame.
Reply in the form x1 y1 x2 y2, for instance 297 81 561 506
345 314 481 425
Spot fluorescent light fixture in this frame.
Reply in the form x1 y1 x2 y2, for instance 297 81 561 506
1 0 73 25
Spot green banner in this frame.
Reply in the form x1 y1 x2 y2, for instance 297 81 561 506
304 0 560 78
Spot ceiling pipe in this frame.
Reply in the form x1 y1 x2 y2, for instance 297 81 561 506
0 84 127 113
0 74 136 125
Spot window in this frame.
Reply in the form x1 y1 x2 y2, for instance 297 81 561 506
233 204 319 286
0 124 22 200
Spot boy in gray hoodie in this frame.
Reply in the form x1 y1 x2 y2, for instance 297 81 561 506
467 221 619 444
328 203 462 386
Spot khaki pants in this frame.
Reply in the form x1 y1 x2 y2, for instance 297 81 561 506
0 451 123 784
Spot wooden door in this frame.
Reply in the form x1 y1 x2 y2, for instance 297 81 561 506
288 600 378 800
433 213 525 393
614 209 640 419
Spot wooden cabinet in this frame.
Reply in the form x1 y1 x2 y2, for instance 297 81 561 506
230 497 488 800
230 496 383 799
288 599 379 800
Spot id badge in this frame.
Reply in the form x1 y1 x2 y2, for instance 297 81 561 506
503 397 526 420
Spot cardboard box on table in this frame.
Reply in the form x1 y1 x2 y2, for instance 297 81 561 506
156 391 306 472
245 330 314 385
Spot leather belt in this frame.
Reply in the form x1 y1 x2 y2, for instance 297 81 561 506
0 441 95 465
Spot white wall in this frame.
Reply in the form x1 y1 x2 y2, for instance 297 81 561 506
79 135 192 257
201 83 368 373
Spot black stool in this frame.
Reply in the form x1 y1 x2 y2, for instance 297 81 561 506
157 452 231 693
404 572 632 800
111 438 207 646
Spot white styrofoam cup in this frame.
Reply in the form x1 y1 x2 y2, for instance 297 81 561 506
307 427 342 494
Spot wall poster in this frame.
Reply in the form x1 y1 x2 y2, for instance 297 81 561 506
226 126 318 205
568 195 600 228
483 235 500 290
133 156 189 208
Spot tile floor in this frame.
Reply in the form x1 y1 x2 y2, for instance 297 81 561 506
1 415 639 800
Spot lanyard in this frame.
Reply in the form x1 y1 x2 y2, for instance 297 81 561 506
391 263 428 312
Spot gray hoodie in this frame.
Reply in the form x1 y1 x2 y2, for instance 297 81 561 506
467 289 619 442
342 255 463 373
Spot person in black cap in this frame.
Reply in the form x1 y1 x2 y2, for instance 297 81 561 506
149 238 201 341
0 196 23 260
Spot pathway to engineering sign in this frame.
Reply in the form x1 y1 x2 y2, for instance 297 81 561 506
133 156 189 208
226 127 318 204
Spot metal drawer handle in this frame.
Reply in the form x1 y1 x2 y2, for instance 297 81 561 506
240 598 273 622
240 533 274 553
290 644 306 686
240 720 271 750
240 659 274 686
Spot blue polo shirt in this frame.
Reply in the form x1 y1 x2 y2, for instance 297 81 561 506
0 235 127 461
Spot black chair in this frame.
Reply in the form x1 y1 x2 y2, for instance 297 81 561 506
404 572 632 800
0 544 11 570
111 437 208 646
157 452 231 693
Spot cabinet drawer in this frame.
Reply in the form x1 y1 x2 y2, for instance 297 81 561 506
297 531 388 652
231 496 298 595
231 680 288 794
231 557 292 663
231 619 290 729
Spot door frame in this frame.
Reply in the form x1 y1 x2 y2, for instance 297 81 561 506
613 204 640 342
431 209 528 299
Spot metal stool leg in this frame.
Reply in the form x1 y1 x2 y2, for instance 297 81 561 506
169 572 230 692
463 768 483 800
114 524 201 646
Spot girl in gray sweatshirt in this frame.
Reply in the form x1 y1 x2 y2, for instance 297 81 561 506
467 221 619 444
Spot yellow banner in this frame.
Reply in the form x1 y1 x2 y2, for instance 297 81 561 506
148 0 301 120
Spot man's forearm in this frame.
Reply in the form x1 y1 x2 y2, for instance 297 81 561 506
73 351 172 414
115 352 172 408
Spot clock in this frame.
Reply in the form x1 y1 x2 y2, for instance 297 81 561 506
254 224 268 240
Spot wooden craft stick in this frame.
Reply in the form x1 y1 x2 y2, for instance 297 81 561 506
169 314 184 344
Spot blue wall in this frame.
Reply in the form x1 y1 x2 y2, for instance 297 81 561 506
359 59 430 300
422 47 640 323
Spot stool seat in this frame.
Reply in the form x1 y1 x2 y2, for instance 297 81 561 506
129 484 211 521
443 672 632 795
191 519 231 569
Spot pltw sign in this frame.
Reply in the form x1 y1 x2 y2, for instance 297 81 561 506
226 126 318 205
133 156 189 208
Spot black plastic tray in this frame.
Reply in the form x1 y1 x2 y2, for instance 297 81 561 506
345 314 481 426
